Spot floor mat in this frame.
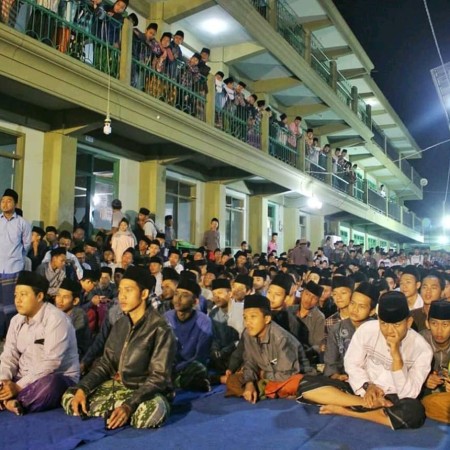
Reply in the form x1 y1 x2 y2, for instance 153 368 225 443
1 386 448 450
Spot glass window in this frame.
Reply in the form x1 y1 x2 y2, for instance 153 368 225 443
352 233 365 246
165 179 195 243
225 194 245 248
0 133 18 195
367 236 378 249
74 150 118 234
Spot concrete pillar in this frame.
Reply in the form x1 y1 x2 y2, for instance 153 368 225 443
351 85 358 114
249 195 268 254
303 28 312 65
139 161 166 226
328 219 340 237
283 207 299 252
41 132 77 232
330 60 337 91
119 17 133 85
326 149 332 186
148 3 165 30
366 103 372 129
205 74 215 126
267 0 278 29
261 111 270 154
203 182 226 248
297 133 305 172
309 214 324 250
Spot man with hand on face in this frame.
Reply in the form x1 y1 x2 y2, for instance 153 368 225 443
63 266 176 430
297 292 433 430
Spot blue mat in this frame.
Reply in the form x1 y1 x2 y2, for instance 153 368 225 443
1 386 448 450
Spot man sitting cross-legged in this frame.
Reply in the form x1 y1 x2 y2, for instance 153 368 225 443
0 271 79 415
165 277 213 392
226 294 308 402
62 266 176 429
421 300 450 424
298 291 433 430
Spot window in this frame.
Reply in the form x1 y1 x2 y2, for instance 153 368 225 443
0 132 19 195
165 179 195 243
268 203 276 239
74 150 119 234
340 227 349 243
367 236 378 250
225 193 245 248
352 233 365 246
379 240 388 251
299 214 307 239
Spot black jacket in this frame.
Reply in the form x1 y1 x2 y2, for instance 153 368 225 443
77 306 176 412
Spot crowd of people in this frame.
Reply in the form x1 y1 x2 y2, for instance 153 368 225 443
0 187 449 433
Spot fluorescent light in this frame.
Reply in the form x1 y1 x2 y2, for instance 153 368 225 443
201 18 228 34
437 235 448 245
442 215 450 229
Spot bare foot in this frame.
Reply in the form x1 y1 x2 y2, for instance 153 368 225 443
319 404 347 415
4 400 24 416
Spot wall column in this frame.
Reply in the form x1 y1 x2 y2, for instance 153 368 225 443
41 132 77 231
139 161 166 227
249 195 268 254
203 182 226 248
309 214 324 250
283 207 298 252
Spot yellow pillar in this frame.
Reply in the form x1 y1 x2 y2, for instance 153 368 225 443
205 74 215 126
41 132 77 232
261 110 270 154
309 214 324 250
139 161 166 226
119 17 133 85
203 182 226 247
283 206 298 251
249 196 268 254
148 2 165 30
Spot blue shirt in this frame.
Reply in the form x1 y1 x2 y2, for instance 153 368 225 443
0 212 31 274
164 309 212 372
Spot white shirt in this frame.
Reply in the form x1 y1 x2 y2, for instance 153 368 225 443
144 219 158 240
163 261 184 274
227 299 244 336
344 320 432 399
154 272 162 296
410 293 424 310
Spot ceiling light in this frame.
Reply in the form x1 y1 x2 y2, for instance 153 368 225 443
201 18 228 34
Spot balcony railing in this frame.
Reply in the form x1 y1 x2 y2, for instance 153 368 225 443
132 54 207 122
215 102 262 149
0 1 424 235
368 188 386 213
402 209 413 228
4 0 122 78
269 123 298 167
248 0 423 191
388 200 401 222
275 0 305 57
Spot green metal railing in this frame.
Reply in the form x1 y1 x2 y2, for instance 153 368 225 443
249 0 269 20
276 0 306 57
215 99 261 148
3 0 121 78
131 53 207 121
269 123 298 167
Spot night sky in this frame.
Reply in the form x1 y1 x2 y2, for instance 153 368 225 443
334 0 450 225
